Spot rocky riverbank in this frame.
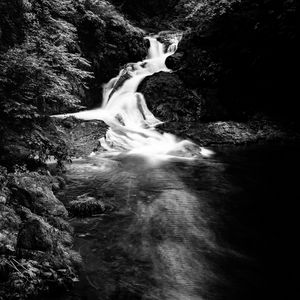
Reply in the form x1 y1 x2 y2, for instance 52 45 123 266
0 168 80 300
158 119 300 146
0 115 108 300
1 99 298 300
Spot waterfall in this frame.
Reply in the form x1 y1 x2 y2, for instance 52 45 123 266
54 34 213 160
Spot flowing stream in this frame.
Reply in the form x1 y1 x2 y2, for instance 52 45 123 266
52 35 296 300
56 35 212 160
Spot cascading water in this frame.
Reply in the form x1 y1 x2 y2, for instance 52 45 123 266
49 33 286 300
55 35 213 160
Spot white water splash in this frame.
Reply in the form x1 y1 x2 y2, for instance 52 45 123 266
54 34 213 160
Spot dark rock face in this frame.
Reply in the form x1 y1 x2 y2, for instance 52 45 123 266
0 116 108 170
165 52 183 70
138 72 201 122
167 0 296 121
53 117 108 158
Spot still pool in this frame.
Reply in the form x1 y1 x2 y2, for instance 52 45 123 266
51 143 297 300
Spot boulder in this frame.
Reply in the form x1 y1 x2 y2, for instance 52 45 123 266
165 52 183 70
9 173 67 217
17 216 53 252
53 117 108 158
138 72 201 122
69 194 106 217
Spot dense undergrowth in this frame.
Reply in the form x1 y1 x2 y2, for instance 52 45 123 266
0 0 146 168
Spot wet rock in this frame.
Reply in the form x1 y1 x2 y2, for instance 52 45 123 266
8 173 67 217
144 37 151 49
69 194 106 217
159 119 300 146
53 117 108 158
54 176 66 189
138 72 201 122
165 52 183 70
17 216 54 252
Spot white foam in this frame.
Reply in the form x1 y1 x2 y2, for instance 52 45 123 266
53 34 214 160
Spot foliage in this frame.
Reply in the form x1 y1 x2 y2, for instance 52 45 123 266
171 0 240 28
0 254 79 299
0 167 81 299
0 0 26 49
0 0 93 122
0 0 94 166
74 0 146 106
0 166 8 187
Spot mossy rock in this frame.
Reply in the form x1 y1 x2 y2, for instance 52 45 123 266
69 194 106 217
17 217 54 252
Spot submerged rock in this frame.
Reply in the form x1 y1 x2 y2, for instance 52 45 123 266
69 194 107 217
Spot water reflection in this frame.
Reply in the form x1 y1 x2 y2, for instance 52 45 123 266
56 144 298 300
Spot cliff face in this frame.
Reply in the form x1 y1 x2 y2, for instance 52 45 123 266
167 0 297 120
